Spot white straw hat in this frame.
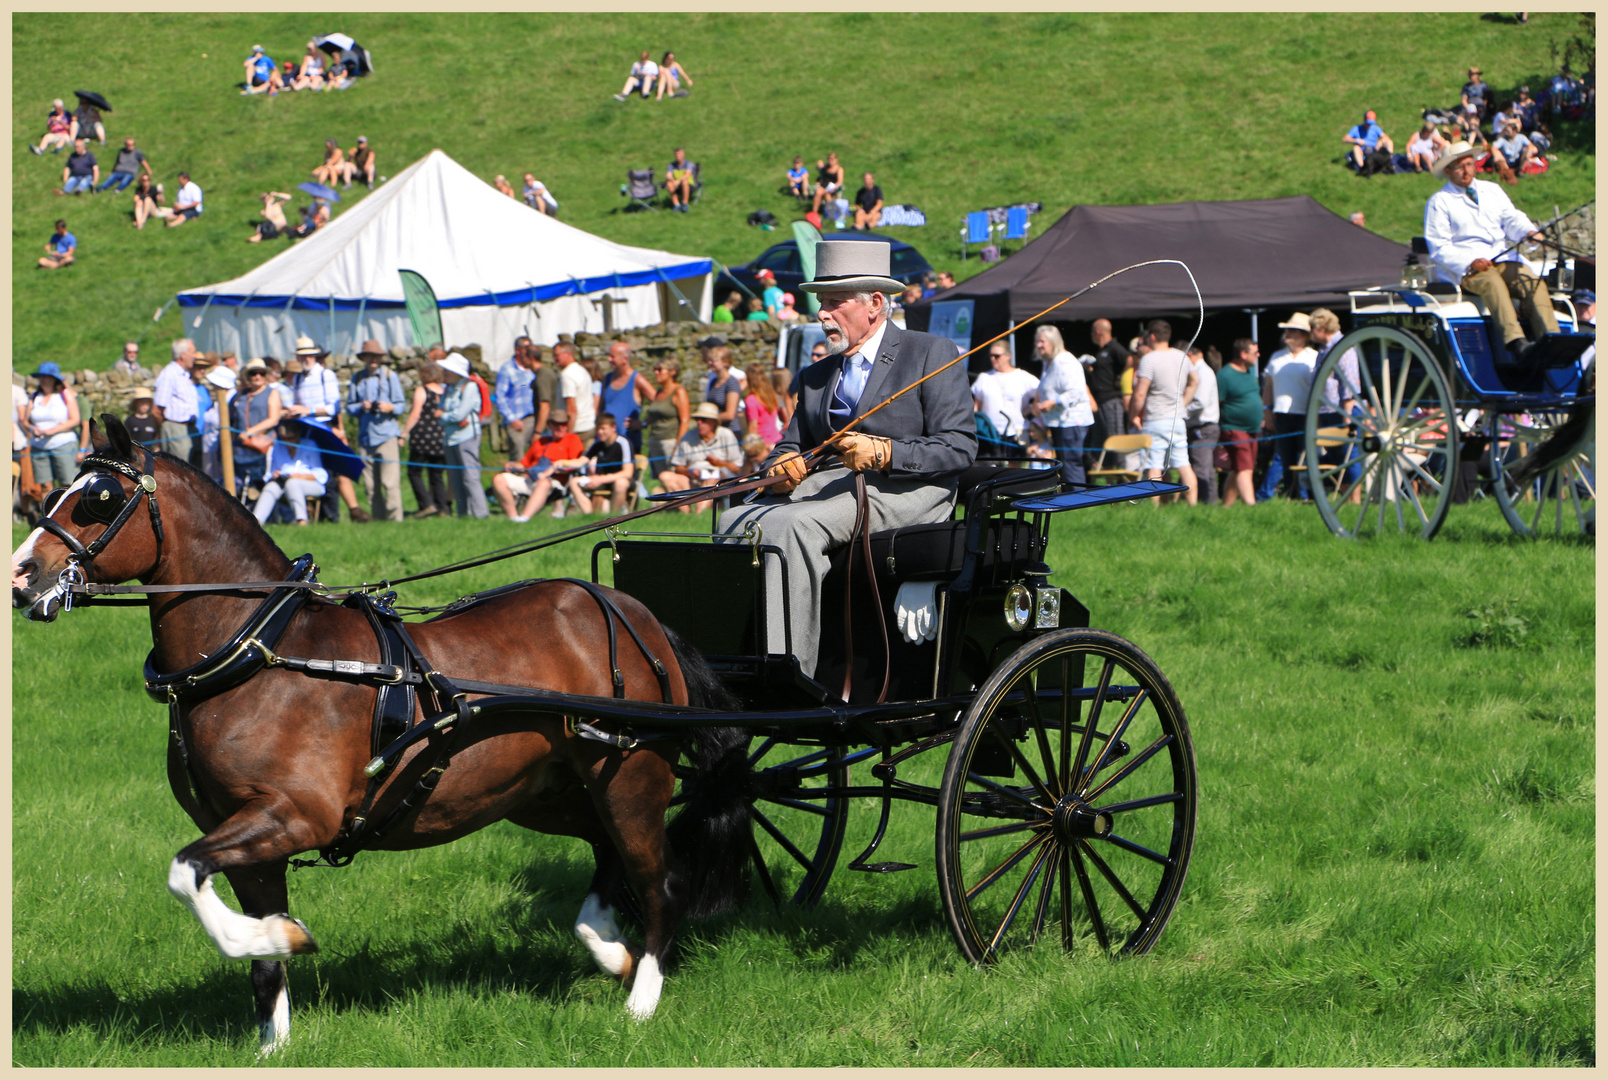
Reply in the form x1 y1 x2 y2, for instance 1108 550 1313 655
1430 140 1480 179
439 353 471 379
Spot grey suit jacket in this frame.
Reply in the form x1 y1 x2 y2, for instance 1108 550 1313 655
771 322 978 477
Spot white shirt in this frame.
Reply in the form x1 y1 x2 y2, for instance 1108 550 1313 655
174 180 203 213
972 366 1040 438
632 59 659 79
559 361 596 431
266 438 328 488
1264 347 1317 414
1424 178 1536 282
1186 358 1220 424
1033 351 1094 428
292 362 340 420
12 384 29 452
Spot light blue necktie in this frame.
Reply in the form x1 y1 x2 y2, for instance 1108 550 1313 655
840 353 870 407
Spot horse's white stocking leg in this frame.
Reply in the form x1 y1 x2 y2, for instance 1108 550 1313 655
625 953 663 1020
167 858 318 960
574 892 637 980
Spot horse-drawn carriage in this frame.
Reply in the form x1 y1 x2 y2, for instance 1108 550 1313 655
1298 243 1594 540
11 416 1196 1052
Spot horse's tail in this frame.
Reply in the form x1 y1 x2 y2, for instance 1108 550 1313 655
662 624 753 918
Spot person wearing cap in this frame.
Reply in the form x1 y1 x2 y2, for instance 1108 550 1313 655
554 343 596 445
1424 140 1559 362
123 386 160 449
252 419 328 525
343 136 376 190
165 171 203 228
19 363 81 489
717 236 977 680
1342 110 1394 174
345 339 407 521
752 269 785 318
243 45 281 95
493 409 583 521
436 352 489 519
229 359 281 496
659 403 743 513
1258 313 1317 501
1571 291 1594 333
152 338 200 464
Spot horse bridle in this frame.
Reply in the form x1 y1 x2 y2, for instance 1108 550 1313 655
34 447 165 610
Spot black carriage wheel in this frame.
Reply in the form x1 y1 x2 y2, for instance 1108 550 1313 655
745 739 851 908
1304 325 1458 540
1488 407 1596 539
936 629 1196 965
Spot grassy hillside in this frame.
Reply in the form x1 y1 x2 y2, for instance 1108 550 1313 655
12 13 1592 371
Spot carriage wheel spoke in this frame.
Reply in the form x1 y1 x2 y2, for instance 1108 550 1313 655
765 796 831 817
965 771 1048 814
1080 838 1148 922
965 831 1049 903
987 719 1056 806
961 819 1048 843
1059 847 1074 950
1095 790 1185 815
1102 831 1173 866
747 736 776 766
1058 656 1076 794
1085 689 1148 789
985 840 1054 957
1021 679 1061 798
1069 840 1109 952
1069 658 1113 791
1030 844 1059 943
1085 733 1174 803
753 807 817 872
1400 449 1446 494
747 829 782 907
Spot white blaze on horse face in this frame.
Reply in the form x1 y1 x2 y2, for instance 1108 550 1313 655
166 858 315 961
625 953 663 1020
574 893 629 977
258 983 291 1056
11 474 92 588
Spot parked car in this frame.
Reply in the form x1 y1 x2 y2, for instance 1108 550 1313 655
715 233 934 304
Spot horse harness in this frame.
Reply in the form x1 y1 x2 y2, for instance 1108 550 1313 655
138 560 678 870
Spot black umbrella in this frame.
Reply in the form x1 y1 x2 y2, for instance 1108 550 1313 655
73 90 112 113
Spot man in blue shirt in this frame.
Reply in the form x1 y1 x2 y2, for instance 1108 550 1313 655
242 45 281 95
344 339 408 521
1343 109 1395 172
38 219 75 269
494 336 537 462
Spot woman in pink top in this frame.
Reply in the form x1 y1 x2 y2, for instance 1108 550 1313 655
742 362 789 447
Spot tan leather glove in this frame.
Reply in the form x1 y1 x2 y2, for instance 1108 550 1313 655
828 431 893 472
766 451 809 494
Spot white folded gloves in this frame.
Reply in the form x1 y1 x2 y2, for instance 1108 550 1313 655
894 580 939 644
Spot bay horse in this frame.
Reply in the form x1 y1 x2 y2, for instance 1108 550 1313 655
12 416 753 1053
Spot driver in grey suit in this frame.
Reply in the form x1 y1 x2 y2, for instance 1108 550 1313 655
718 236 977 681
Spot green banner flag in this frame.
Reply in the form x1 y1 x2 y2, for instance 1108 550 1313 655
791 220 823 316
398 269 443 348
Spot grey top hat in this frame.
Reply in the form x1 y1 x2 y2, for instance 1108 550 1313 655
799 237 907 294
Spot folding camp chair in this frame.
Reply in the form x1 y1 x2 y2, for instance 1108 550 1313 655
1086 434 1151 486
1003 206 1030 250
960 210 991 261
621 169 657 212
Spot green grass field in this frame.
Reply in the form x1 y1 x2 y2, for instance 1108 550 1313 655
12 499 1594 1066
11 13 1594 368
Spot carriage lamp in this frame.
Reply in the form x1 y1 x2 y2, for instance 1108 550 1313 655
1005 584 1063 631
1557 258 1576 294
1034 587 1063 629
1401 253 1427 291
1004 584 1033 631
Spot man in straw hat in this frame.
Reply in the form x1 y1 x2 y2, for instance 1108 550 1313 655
718 235 976 681
1424 139 1558 364
1258 312 1317 502
345 339 407 521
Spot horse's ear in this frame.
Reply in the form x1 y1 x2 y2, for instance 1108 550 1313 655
101 413 135 463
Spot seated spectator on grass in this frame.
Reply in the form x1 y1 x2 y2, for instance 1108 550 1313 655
243 45 282 95
95 136 152 192
1342 110 1393 172
566 413 635 515
38 219 75 269
165 172 203 229
285 198 330 239
247 191 294 243
293 41 327 90
657 403 741 513
492 409 584 521
523 173 557 215
811 152 844 215
312 139 345 186
853 172 884 229
665 147 695 213
344 135 376 190
1461 66 1490 122
55 139 97 195
132 173 166 229
494 174 517 198
787 156 809 198
1513 85 1540 132
1492 120 1538 171
655 51 692 100
712 290 742 324
1404 122 1447 173
30 99 73 155
70 100 106 144
613 51 658 101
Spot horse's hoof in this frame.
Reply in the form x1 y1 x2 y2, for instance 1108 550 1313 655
271 914 319 956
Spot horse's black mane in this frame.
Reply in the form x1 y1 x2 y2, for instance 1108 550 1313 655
141 446 294 570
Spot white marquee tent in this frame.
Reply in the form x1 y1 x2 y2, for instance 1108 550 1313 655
177 149 712 361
